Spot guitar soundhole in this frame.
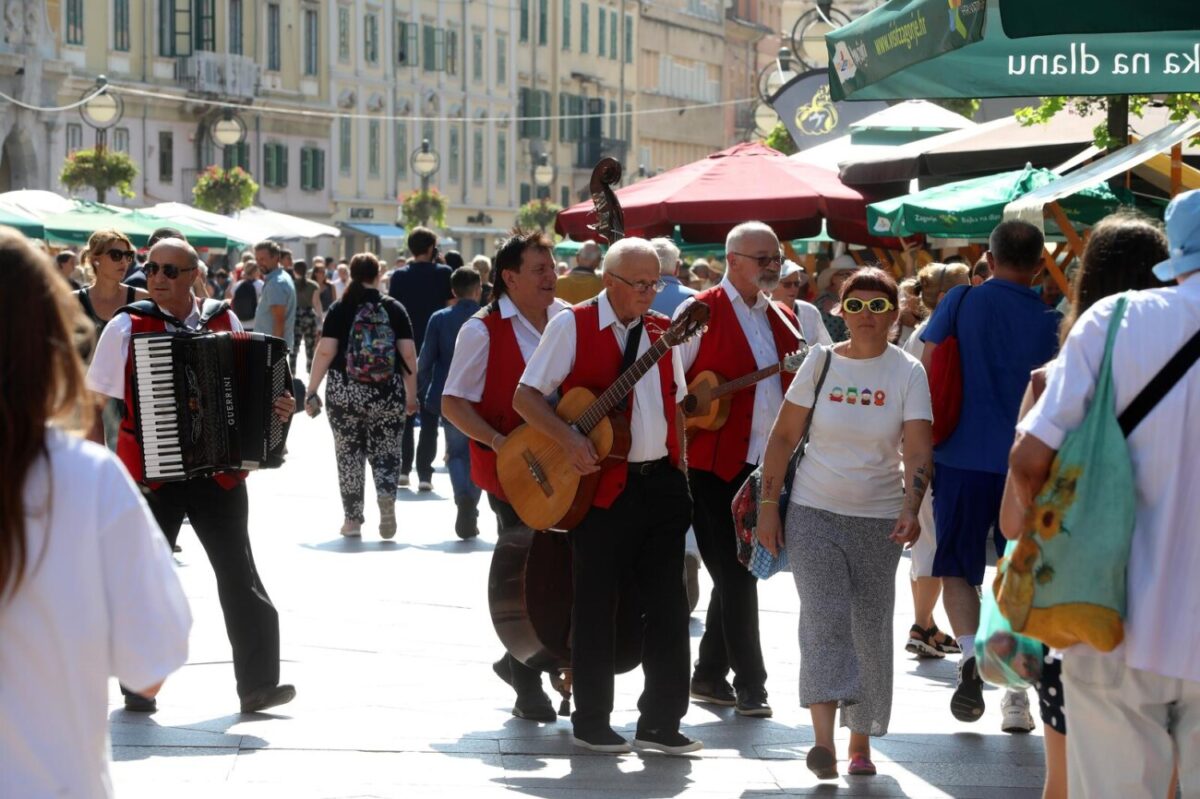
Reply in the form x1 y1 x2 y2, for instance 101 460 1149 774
683 395 698 414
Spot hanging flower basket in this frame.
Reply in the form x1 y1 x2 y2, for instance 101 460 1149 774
192 166 259 216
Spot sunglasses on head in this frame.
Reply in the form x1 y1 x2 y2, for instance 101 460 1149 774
104 247 135 262
841 297 895 315
143 261 196 279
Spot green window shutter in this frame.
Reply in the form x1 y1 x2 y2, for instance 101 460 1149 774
624 14 632 63
263 143 275 187
279 145 289 187
559 93 568 141
520 183 531 205
538 0 548 45
435 28 446 71
519 0 529 42
540 90 551 140
423 25 436 71
562 0 570 50
580 3 588 54
609 10 617 59
301 148 312 191
598 10 605 56
317 150 325 190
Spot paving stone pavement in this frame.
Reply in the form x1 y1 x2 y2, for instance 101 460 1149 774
109 407 1046 799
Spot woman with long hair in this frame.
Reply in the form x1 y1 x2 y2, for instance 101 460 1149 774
903 262 971 660
74 229 147 450
1000 212 1169 799
756 267 933 780
0 226 191 796
305 253 418 538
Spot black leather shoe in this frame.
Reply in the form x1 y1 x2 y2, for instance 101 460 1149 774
512 690 557 722
689 676 736 706
455 499 480 539
735 688 773 718
123 693 157 713
572 726 632 753
239 684 296 714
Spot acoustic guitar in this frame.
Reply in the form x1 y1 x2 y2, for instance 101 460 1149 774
497 301 710 532
683 348 809 431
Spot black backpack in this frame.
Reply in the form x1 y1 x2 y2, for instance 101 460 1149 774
232 280 258 322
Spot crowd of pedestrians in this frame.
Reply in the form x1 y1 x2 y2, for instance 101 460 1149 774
4 193 1200 795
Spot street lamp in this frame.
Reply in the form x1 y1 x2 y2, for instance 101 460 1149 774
210 111 248 148
78 75 124 152
533 152 555 199
411 137 440 195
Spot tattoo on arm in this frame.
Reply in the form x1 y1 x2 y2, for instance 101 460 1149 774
906 463 932 512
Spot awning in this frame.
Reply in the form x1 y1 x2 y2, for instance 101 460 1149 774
446 226 512 237
234 207 340 239
341 222 407 240
829 0 1200 101
1006 119 1200 225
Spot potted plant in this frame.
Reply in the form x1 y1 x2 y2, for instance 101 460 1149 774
400 188 449 228
58 148 138 204
516 198 563 232
192 166 260 215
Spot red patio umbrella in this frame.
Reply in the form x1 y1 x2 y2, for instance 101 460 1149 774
555 142 907 247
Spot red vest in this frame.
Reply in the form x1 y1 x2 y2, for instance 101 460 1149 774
561 301 681 509
117 306 245 490
469 308 527 500
686 286 801 481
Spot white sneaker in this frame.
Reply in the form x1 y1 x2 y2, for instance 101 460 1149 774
418 480 434 492
397 475 410 488
1000 689 1036 734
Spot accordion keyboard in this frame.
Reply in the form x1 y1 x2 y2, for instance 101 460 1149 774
133 335 187 481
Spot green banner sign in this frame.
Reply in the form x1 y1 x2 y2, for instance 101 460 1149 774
829 0 1200 101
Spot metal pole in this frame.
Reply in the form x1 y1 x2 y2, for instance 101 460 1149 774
529 0 538 199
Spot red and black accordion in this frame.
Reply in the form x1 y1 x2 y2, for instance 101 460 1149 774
130 331 292 482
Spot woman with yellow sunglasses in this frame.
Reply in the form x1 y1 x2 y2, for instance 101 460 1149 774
755 266 934 779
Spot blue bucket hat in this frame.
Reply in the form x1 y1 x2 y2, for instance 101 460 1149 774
1153 190 1200 281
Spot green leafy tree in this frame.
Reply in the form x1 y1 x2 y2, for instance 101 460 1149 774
1017 94 1200 149
400 188 448 228
58 148 138 204
516 198 562 232
761 122 798 156
192 166 259 215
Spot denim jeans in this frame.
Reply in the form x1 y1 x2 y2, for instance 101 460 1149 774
442 420 481 505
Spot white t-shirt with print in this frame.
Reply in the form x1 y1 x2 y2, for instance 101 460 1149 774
786 343 933 519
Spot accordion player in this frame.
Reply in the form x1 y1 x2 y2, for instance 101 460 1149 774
128 309 294 482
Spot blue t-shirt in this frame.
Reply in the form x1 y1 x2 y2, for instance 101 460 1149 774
921 279 1060 474
254 268 297 351
388 261 452 350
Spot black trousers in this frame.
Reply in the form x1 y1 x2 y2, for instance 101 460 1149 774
145 479 281 697
488 494 546 696
400 408 440 482
570 463 692 735
690 465 767 693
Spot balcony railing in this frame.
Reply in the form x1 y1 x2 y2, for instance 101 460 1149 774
177 52 260 100
575 137 629 170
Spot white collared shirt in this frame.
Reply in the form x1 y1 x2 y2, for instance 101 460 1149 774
86 300 244 400
674 275 786 465
520 291 687 463
1019 279 1200 682
442 295 571 403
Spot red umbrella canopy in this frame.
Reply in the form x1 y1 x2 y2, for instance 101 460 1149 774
555 142 900 246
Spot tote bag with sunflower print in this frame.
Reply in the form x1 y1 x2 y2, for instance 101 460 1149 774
995 295 1135 652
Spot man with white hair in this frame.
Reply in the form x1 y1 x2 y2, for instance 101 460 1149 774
555 239 604 303
649 237 698 316
672 221 805 719
514 236 700 756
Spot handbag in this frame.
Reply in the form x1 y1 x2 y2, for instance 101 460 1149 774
731 348 832 579
929 287 970 446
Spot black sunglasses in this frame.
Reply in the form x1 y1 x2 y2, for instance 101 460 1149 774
143 261 197 279
105 248 136 262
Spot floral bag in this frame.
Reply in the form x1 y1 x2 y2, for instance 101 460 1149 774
995 296 1134 651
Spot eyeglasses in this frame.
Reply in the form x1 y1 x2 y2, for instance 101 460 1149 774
104 248 135 262
143 261 197 280
841 297 896 315
609 272 665 294
779 280 802 289
730 252 784 269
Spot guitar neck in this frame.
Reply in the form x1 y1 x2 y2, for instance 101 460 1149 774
710 362 783 400
574 335 672 433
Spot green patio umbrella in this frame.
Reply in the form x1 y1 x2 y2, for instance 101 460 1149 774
40 201 242 249
828 0 1200 101
0 206 45 239
866 165 1128 239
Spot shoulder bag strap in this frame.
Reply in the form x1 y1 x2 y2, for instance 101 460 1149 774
767 295 807 345
1118 324 1200 436
792 349 833 463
